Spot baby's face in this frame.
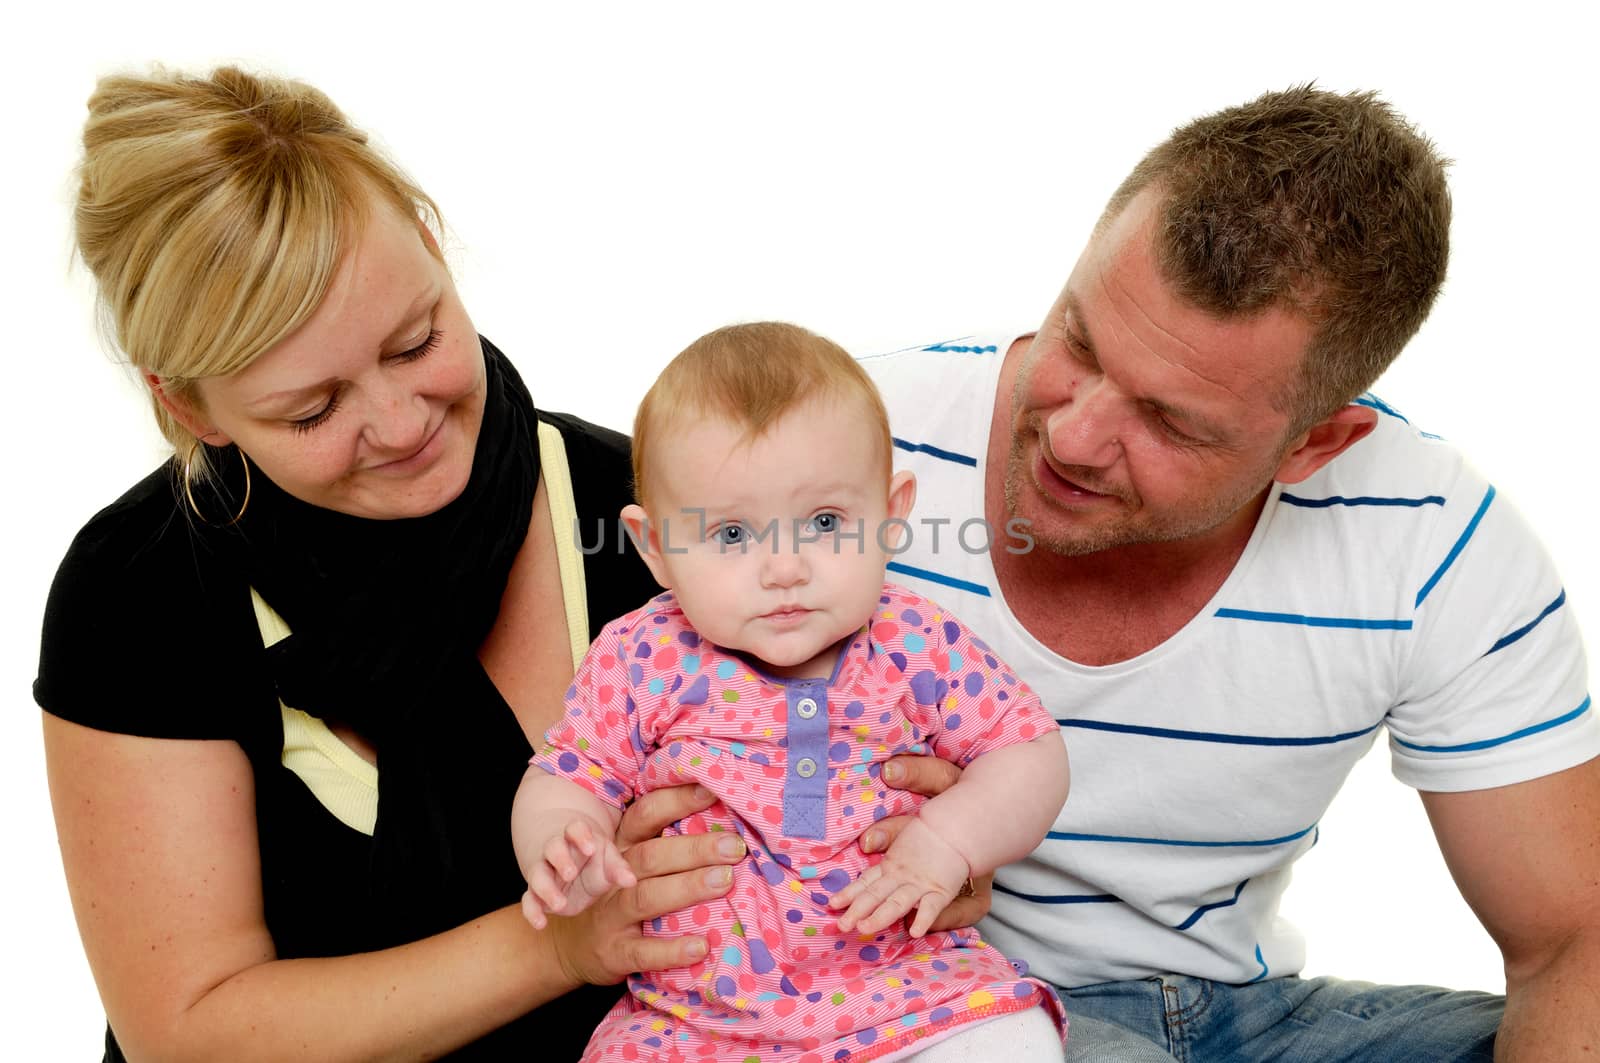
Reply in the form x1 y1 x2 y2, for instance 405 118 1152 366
629 396 914 680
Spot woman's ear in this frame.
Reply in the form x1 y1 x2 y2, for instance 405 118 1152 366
145 373 232 446
621 503 671 589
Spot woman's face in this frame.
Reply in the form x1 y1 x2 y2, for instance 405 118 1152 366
179 203 487 520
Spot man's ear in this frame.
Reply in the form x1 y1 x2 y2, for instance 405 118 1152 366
620 503 671 589
145 373 232 446
881 470 917 550
1273 405 1379 485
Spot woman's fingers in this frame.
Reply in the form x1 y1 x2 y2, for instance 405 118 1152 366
616 784 719 847
623 864 735 923
624 830 745 880
619 929 711 974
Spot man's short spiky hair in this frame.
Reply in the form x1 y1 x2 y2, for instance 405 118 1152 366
1103 85 1451 430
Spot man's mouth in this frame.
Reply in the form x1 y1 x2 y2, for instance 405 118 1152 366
1034 450 1119 503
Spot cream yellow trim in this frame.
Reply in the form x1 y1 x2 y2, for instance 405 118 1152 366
537 420 592 672
249 589 379 836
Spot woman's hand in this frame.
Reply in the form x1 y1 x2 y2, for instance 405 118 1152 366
860 755 994 932
550 784 745 985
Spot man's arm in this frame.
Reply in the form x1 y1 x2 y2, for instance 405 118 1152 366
1422 756 1600 1061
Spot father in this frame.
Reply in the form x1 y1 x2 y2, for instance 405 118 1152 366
865 86 1598 1060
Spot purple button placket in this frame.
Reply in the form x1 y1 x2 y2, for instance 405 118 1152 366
782 679 829 839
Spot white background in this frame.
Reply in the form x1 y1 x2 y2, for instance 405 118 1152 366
6 3 1595 1056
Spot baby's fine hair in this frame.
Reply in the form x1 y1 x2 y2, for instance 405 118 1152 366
631 322 892 505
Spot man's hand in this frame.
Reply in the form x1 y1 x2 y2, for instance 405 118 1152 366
832 817 970 936
865 754 993 931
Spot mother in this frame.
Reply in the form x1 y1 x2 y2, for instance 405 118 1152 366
35 66 751 1061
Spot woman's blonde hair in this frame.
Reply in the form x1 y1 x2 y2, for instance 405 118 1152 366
74 65 443 478
631 322 893 506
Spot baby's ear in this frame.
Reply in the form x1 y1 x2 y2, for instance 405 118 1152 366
887 469 917 523
621 504 672 589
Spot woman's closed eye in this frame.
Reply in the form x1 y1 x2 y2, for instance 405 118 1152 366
291 392 343 434
288 330 442 434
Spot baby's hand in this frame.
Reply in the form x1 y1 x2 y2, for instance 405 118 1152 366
829 817 970 938
520 813 637 929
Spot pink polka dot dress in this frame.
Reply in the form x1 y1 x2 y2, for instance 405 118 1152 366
533 583 1067 1062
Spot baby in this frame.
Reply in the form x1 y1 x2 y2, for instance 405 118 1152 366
513 322 1070 1062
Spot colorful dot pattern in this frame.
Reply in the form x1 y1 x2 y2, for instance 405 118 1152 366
534 583 1065 1061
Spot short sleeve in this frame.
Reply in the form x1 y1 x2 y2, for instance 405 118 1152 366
531 620 651 810
34 467 266 741
882 588 1057 766
1388 469 1597 791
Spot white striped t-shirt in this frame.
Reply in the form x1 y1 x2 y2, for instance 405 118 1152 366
863 333 1597 989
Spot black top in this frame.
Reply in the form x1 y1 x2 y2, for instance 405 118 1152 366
35 410 656 1061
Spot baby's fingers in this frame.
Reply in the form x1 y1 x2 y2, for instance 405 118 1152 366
906 892 951 939
565 818 599 858
531 862 572 913
602 841 638 890
542 833 582 884
520 888 549 930
851 883 924 936
828 867 880 912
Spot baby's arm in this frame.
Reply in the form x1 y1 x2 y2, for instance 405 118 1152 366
832 731 1069 936
511 767 636 929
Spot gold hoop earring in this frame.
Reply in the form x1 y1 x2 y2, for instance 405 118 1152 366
182 441 252 525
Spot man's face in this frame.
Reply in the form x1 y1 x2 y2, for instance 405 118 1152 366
1006 188 1315 557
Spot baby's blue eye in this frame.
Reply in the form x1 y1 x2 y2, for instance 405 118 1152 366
809 513 841 534
714 524 746 546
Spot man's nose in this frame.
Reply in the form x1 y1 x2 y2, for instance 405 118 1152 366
1043 378 1123 469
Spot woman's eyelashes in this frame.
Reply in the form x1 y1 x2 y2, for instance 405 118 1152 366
288 330 442 434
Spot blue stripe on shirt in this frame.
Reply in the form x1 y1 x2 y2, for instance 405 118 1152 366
1215 608 1412 630
1047 823 1317 848
1056 717 1382 747
1175 880 1249 931
922 342 999 354
1278 493 1445 509
1353 394 1409 422
1415 485 1496 608
1245 944 1270 984
890 436 979 467
885 561 991 597
993 883 1122 905
1483 589 1567 657
1393 696 1591 754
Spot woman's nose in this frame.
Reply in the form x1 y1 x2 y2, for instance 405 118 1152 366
363 381 430 455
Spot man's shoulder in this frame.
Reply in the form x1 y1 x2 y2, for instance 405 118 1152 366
859 332 1017 400
859 332 1023 464
1297 394 1479 502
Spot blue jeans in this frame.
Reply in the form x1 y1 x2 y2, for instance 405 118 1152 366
1059 976 1501 1062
